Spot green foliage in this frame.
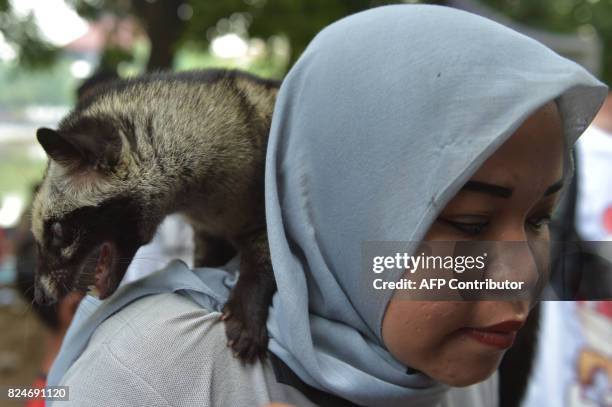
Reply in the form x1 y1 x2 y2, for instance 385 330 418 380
184 0 397 68
479 0 612 85
67 0 398 72
66 0 132 19
99 46 137 72
4 0 612 82
0 58 77 106
174 42 287 79
0 143 46 204
0 9 58 69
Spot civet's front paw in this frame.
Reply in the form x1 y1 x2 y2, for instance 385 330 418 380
221 287 270 363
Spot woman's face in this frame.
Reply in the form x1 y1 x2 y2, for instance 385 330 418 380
381 101 564 387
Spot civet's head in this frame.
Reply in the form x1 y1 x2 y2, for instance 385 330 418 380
32 113 161 304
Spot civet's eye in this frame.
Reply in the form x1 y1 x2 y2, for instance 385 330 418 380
50 222 66 248
51 222 63 239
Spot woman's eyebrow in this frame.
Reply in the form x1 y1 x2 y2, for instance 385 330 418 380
462 181 512 198
543 179 564 196
461 179 564 198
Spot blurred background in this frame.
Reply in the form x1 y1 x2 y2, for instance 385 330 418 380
0 1 610 406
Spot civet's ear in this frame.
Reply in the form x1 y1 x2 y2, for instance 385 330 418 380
37 127 82 166
36 118 122 172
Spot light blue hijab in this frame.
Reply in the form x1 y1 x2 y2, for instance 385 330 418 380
48 4 607 407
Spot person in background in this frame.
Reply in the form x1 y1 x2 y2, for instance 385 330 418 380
0 228 5 262
121 214 194 284
0 227 8 282
12 71 121 406
524 93 612 407
575 92 612 242
12 183 85 407
14 261 83 407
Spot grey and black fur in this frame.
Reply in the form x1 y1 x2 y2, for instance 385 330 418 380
31 69 280 361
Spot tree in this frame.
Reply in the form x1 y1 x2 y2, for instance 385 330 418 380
479 0 612 85
0 0 58 69
68 0 188 71
67 0 401 72
4 0 611 84
184 0 402 70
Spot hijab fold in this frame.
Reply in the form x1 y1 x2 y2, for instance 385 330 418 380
48 5 607 407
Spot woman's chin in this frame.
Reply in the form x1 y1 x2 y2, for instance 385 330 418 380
424 357 501 388
436 371 495 388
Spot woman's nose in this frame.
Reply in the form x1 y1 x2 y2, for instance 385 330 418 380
487 240 545 303
494 222 528 242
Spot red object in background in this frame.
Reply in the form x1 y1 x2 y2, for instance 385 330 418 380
24 374 46 407
596 301 612 319
604 205 612 234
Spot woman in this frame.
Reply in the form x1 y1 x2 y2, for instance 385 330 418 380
47 5 607 407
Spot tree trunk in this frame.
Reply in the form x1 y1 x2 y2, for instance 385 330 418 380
133 0 187 71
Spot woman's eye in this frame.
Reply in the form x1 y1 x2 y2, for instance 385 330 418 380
528 214 552 230
440 219 489 235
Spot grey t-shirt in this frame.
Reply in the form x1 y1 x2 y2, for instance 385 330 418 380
51 292 497 406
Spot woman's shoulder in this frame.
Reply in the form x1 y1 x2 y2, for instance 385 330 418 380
59 293 229 405
89 292 229 368
61 292 316 406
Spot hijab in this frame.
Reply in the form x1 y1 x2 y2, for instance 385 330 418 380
262 4 606 406
48 4 607 407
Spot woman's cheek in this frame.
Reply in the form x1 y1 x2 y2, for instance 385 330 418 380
382 301 469 368
382 301 505 387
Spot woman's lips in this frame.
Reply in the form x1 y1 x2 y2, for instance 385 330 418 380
461 320 524 349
